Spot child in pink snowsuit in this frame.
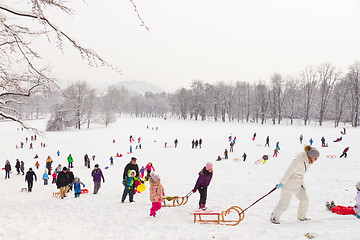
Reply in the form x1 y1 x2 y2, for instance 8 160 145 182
149 172 164 217
145 162 155 180
273 148 279 157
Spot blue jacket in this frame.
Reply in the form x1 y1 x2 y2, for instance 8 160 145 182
123 176 141 190
73 181 85 192
42 172 49 179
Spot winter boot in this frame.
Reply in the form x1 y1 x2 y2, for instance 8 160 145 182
299 218 311 221
325 201 332 211
270 215 280 224
330 201 336 208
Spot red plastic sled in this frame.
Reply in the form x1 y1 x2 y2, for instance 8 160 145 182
81 189 89 194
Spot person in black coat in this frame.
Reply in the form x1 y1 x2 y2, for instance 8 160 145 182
123 157 139 180
174 139 178 148
265 136 270 147
25 168 37 192
199 138 202 148
15 159 20 175
56 167 70 199
84 154 89 167
4 161 11 179
339 147 349 158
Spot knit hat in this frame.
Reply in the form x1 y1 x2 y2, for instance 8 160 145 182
356 182 360 191
94 164 99 168
128 170 136 177
150 171 159 182
206 162 213 171
63 167 67 171
307 148 320 158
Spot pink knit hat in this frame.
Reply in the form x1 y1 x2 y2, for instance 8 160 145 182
206 162 213 170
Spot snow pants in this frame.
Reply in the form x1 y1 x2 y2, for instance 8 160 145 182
60 185 69 199
93 181 101 194
272 187 309 221
150 202 161 216
198 186 208 207
339 152 347 158
122 188 134 202
74 190 81 198
27 180 34 192
332 206 356 215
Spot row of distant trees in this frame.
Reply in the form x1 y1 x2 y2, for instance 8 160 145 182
18 61 358 130
169 62 360 128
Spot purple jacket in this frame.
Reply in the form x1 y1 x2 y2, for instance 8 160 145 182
91 169 104 182
193 167 213 191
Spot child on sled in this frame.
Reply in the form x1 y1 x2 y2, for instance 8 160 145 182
326 181 360 218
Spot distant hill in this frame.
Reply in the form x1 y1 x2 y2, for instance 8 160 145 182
113 81 167 94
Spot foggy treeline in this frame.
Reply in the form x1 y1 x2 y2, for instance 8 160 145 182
12 62 360 131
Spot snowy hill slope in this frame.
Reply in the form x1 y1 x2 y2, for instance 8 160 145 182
0 118 358 240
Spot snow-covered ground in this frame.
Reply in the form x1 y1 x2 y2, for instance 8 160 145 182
0 117 358 240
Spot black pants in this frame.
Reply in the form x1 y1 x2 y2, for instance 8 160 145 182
340 152 347 158
265 142 269 147
146 170 152 180
27 180 33 192
198 186 208 206
122 188 134 202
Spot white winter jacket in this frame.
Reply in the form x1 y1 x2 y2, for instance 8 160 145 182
354 191 360 215
280 152 310 194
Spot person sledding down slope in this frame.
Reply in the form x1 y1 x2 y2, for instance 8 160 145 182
326 182 360 219
333 137 342 142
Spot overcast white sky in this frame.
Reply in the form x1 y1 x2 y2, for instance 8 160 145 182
34 0 360 92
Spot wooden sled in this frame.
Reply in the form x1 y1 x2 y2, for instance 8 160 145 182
327 155 337 159
53 192 61 198
162 196 189 207
254 159 262 164
192 206 245 226
256 144 262 147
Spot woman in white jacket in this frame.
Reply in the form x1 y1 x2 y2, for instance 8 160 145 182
270 145 320 224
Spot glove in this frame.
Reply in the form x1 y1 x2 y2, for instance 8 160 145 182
192 189 196 193
275 183 284 189
83 185 85 188
158 198 162 202
103 179 105 183
163 192 165 196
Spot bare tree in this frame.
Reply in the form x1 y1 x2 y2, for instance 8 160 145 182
332 79 350 127
63 81 91 129
347 62 360 127
283 78 299 125
300 66 318 125
0 1 124 128
317 63 341 126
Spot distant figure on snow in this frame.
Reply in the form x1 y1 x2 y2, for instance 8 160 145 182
242 153 247 162
265 136 270 147
339 147 349 158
